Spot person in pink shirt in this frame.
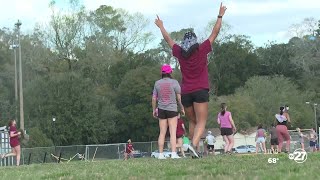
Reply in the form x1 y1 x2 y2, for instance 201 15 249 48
255 124 267 154
155 2 227 158
217 103 236 154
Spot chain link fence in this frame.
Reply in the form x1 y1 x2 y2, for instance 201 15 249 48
0 129 315 167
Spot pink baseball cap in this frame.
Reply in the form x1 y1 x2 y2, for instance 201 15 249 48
161 64 172 74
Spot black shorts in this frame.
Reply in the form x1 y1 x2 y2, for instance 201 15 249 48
157 109 178 119
207 145 215 151
270 138 279 145
310 141 316 147
220 128 233 136
181 89 209 108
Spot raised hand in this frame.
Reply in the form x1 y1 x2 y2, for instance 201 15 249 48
219 2 227 16
154 15 163 28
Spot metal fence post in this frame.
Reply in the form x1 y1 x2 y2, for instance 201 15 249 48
118 145 120 160
85 145 88 161
21 148 24 165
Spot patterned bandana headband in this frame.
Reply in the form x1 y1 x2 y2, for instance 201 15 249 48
181 31 199 58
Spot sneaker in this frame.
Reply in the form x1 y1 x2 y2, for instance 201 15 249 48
158 153 166 160
188 145 199 158
171 152 181 159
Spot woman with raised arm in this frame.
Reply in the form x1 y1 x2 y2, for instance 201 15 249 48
155 2 227 158
296 128 306 150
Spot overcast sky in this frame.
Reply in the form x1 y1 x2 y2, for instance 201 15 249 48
0 0 319 47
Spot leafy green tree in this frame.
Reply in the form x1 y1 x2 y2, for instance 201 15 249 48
255 42 302 80
235 76 314 128
47 0 86 70
208 35 259 96
112 66 160 142
25 127 54 148
24 72 117 145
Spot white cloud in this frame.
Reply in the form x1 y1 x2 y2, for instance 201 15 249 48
83 0 193 15
0 0 319 46
0 0 51 29
226 0 320 16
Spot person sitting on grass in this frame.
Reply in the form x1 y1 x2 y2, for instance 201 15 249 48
181 135 197 157
255 124 267 154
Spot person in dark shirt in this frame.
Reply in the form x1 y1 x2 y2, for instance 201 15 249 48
155 2 227 158
269 124 279 154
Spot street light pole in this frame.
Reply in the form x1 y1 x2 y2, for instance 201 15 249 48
52 116 57 154
15 20 24 130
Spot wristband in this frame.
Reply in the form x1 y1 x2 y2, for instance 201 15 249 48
218 15 223 18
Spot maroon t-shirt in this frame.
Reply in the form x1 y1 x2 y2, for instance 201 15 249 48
9 126 20 148
172 39 212 94
126 143 134 153
176 118 185 136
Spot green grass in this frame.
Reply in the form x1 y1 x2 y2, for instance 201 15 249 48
0 153 319 180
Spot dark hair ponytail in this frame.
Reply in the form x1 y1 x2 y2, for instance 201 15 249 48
221 103 227 116
8 119 15 127
161 73 172 79
279 106 285 115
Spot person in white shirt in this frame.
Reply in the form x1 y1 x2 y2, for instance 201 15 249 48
205 131 216 155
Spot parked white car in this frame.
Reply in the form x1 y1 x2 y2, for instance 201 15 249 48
234 145 256 153
151 149 172 158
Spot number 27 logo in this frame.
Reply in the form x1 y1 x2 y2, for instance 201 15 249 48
293 151 306 161
289 149 307 163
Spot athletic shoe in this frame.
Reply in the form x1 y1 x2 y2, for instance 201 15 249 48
158 153 166 160
0 154 5 159
188 145 199 158
171 152 181 159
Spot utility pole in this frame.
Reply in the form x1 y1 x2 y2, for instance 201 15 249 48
11 38 18 121
11 37 18 120
15 20 24 130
